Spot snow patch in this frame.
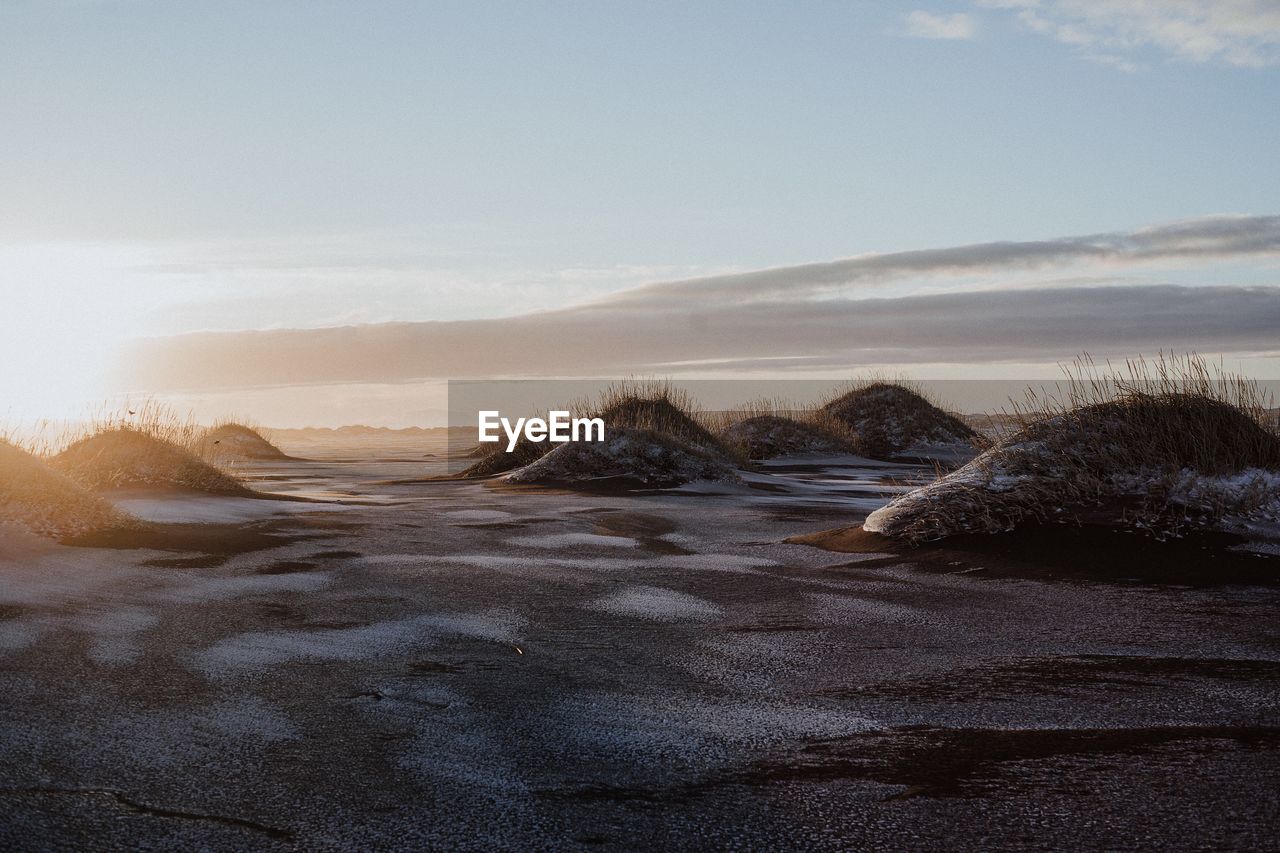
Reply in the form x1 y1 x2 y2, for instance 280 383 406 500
195 610 524 677
507 532 640 549
590 586 722 623
443 509 514 521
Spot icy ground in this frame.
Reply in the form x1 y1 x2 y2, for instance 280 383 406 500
1 436 1278 850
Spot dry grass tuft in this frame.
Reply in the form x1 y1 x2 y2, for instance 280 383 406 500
0 439 132 539
865 354 1280 543
1007 353 1278 467
17 401 259 494
66 399 205 453
587 380 726 454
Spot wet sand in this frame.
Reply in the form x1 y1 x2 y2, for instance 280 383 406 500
2 435 1278 850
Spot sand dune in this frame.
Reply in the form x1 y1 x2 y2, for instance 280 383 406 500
53 428 256 496
864 392 1280 543
193 423 296 462
824 382 980 459
0 439 130 540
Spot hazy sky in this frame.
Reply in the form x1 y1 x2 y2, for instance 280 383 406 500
1 1 1278 423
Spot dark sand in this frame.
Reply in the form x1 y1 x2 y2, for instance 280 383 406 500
1 436 1277 850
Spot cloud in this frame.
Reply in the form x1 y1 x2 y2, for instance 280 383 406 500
979 0 1280 68
595 214 1280 308
118 284 1280 390
904 10 978 40
114 214 1280 392
1082 51 1140 73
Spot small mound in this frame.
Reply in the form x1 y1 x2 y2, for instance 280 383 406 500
824 383 979 458
596 394 724 453
52 428 255 495
506 427 739 488
0 440 131 539
462 443 493 459
458 437 548 478
721 416 852 459
863 393 1280 544
194 424 293 461
458 389 730 478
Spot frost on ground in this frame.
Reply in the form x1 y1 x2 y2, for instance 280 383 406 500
113 492 324 524
552 692 876 762
154 571 332 604
443 509 514 521
3 429 1280 850
507 532 640 548
507 426 739 487
590 585 723 622
866 395 1280 543
195 610 524 678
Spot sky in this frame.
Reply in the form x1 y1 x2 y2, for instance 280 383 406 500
1 0 1278 425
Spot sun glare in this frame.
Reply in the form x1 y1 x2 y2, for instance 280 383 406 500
0 243 156 423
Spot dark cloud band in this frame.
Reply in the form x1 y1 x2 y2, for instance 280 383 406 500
119 282 1280 390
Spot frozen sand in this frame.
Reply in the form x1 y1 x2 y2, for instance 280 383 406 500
1 435 1278 850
